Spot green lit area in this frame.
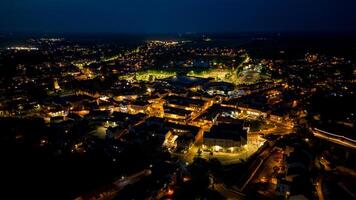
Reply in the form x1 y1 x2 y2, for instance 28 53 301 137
187 67 270 85
187 68 234 82
120 54 270 84
101 55 120 62
120 69 177 81
187 55 270 85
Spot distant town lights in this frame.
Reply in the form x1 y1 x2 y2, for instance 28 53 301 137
7 46 39 51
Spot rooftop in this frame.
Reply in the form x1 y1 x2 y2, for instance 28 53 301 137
205 123 247 141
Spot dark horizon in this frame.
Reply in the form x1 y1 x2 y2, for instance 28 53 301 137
1 30 356 37
1 0 356 34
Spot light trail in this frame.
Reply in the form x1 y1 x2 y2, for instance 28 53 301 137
312 128 356 149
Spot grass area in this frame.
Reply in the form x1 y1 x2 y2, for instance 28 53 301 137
187 68 234 81
119 69 176 81
119 54 271 85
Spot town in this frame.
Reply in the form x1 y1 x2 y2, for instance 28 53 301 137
0 33 355 200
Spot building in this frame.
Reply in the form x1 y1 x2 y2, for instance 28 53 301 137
202 123 247 153
203 82 235 96
164 106 193 122
164 95 208 112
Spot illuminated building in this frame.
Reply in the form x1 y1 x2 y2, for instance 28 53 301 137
202 123 247 153
53 79 61 91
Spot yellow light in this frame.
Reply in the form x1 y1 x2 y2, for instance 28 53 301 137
183 177 190 182
214 145 221 151
167 189 174 195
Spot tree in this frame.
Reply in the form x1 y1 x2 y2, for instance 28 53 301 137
188 158 210 194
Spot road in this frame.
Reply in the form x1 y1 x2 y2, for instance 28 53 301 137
250 149 284 198
316 176 325 200
312 128 356 150
249 120 293 136
245 139 279 183
114 118 148 139
212 143 276 199
236 142 275 191
200 144 261 165
113 169 152 189
75 169 152 200
213 184 246 200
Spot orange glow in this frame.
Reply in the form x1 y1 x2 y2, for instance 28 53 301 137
183 177 191 182
167 188 174 195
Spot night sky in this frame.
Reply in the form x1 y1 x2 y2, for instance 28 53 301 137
1 0 356 33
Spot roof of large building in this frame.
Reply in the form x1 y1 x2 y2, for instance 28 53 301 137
198 104 240 121
138 117 199 136
164 106 192 116
165 122 199 136
164 95 206 107
205 123 247 141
